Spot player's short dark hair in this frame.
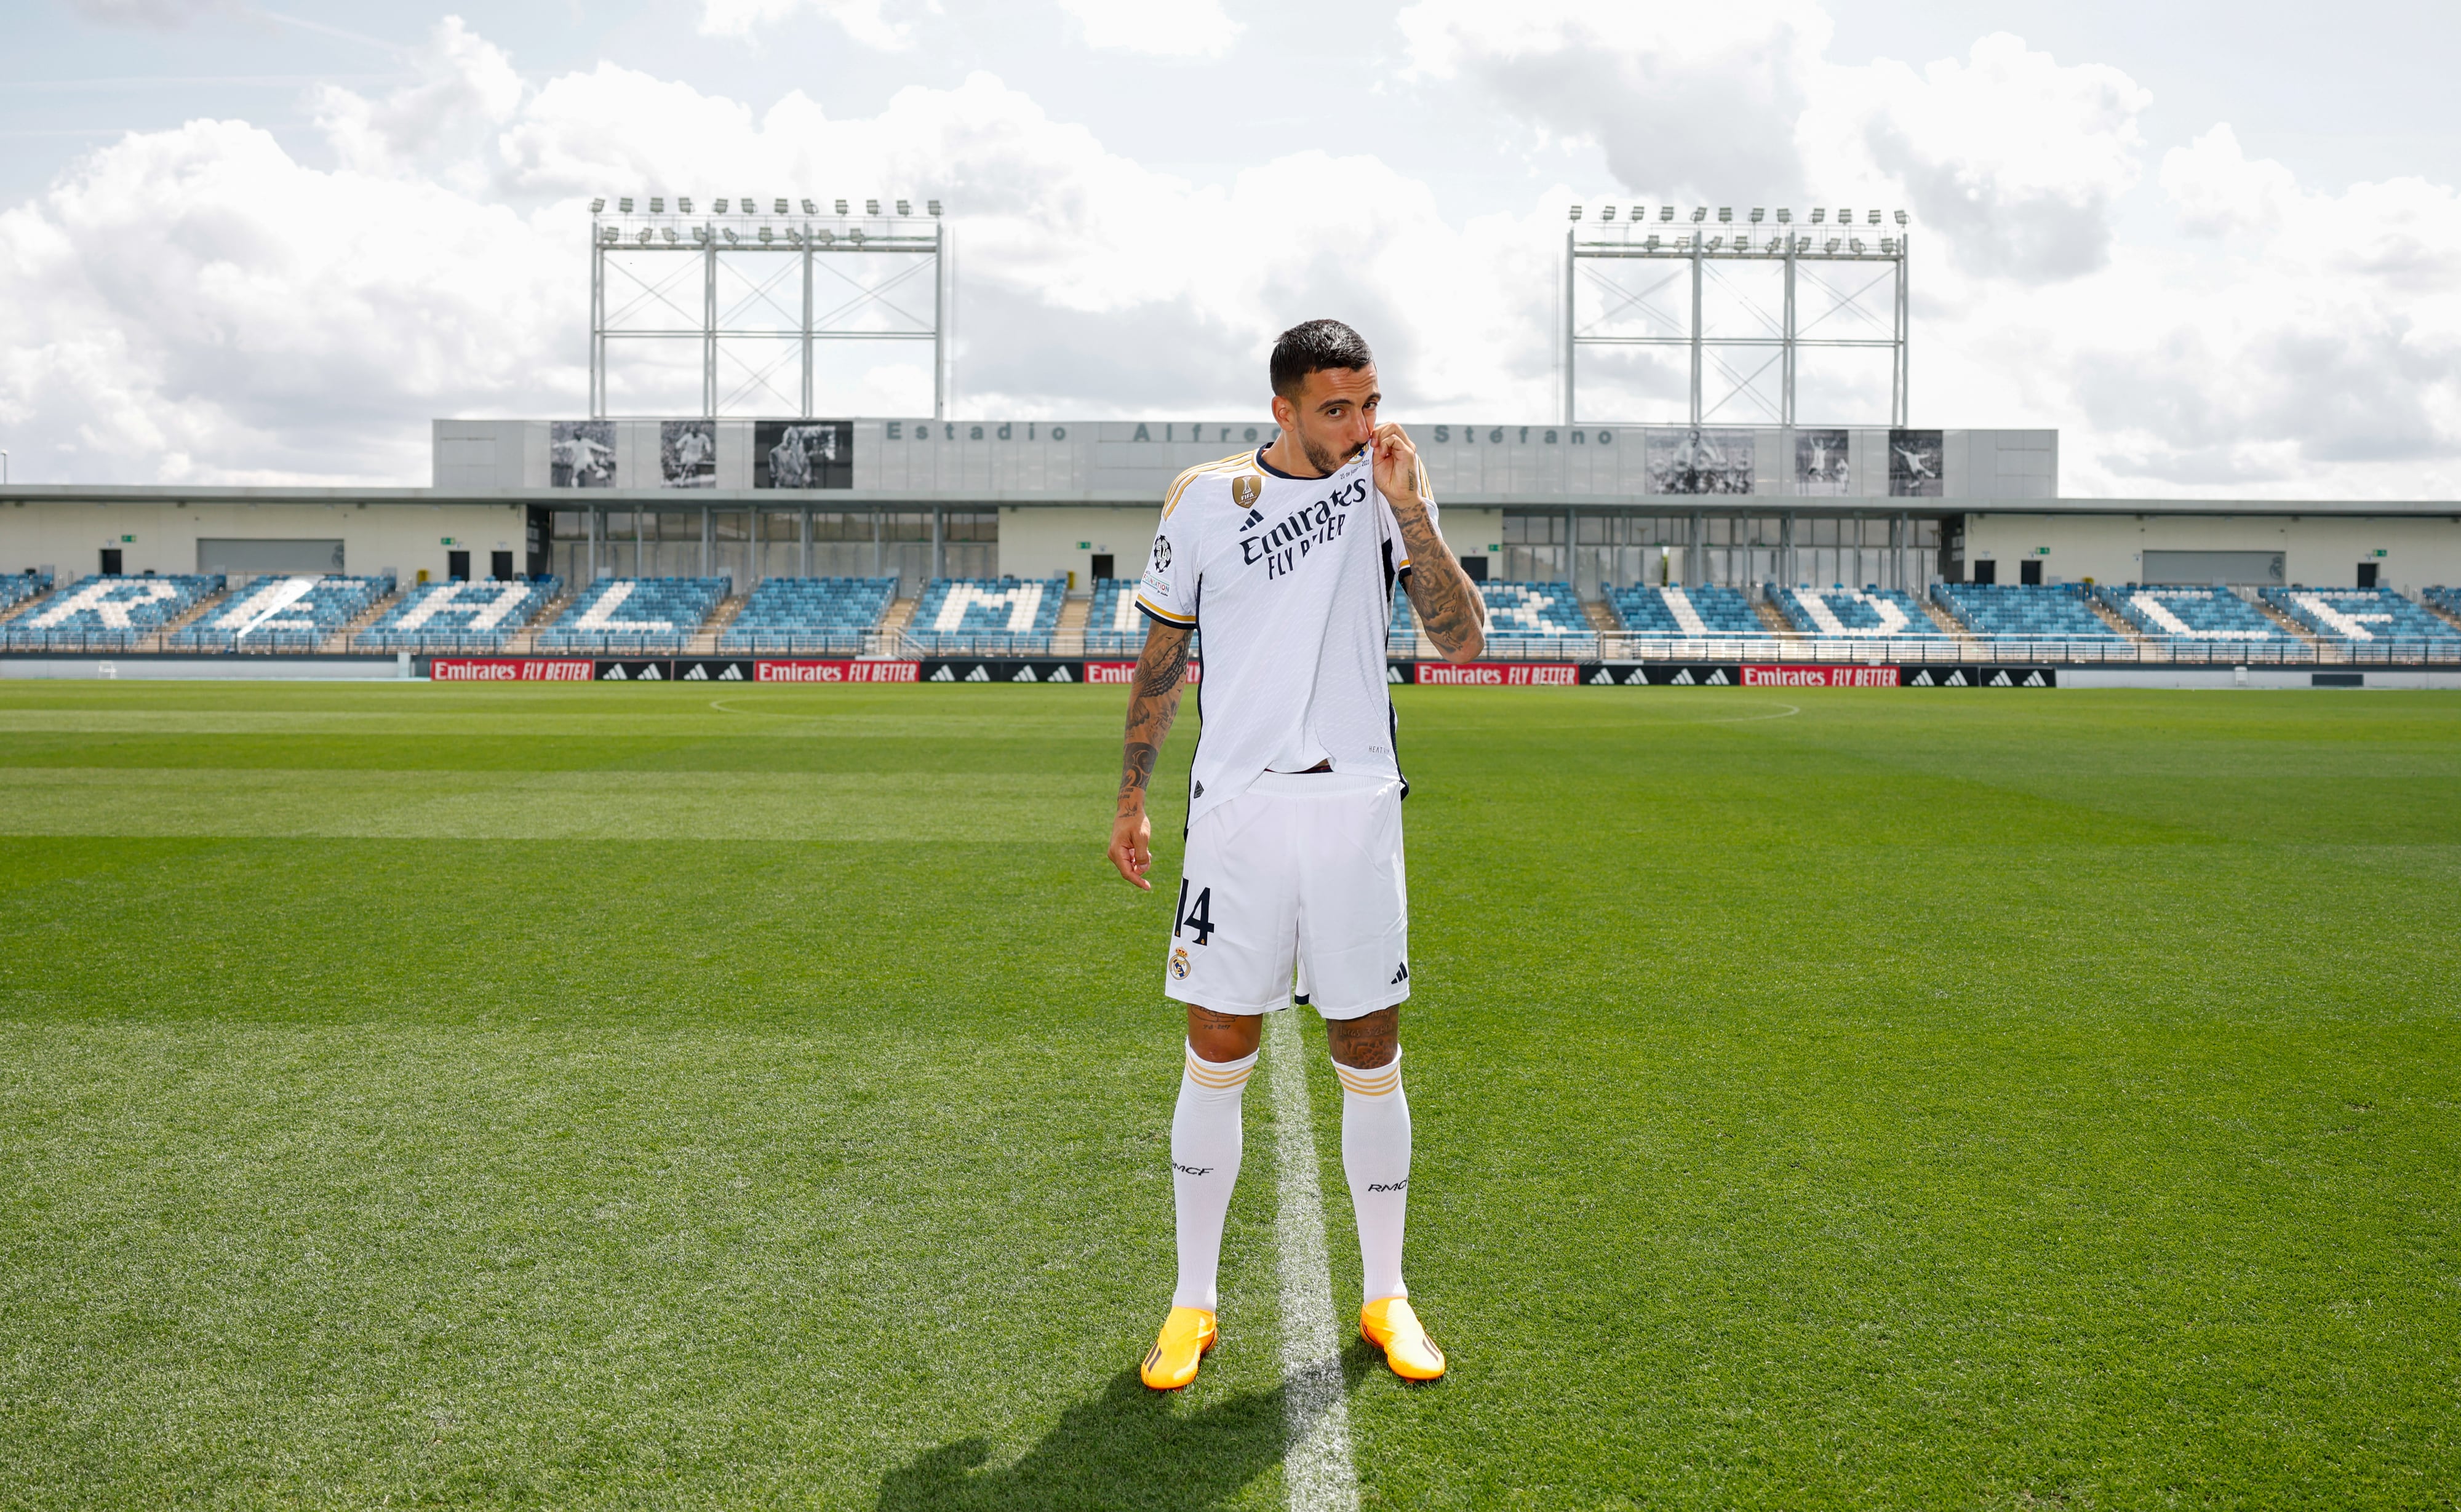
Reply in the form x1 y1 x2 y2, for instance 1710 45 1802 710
1269 319 1374 401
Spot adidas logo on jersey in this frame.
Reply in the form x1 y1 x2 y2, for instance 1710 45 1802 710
1389 961 1409 985
1238 507 1263 531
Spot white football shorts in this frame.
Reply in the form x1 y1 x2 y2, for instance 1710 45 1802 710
1162 769 1410 1019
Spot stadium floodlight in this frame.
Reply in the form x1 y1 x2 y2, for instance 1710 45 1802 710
618 196 634 213
637 228 653 245
801 198 816 214
1599 204 1615 221
850 228 867 245
775 198 789 214
662 226 678 244
741 196 754 212
1690 206 1707 221
896 198 911 215
1749 207 1764 223
786 227 803 244
927 199 942 215
694 226 711 244
1809 207 1825 223
1643 233 1660 250
600 226 619 244
1707 234 1723 250
1868 210 1881 225
834 198 848 215
1776 207 1791 223
866 198 880 215
1659 205 1675 221
1849 237 1865 252
649 196 664 213
1825 236 1841 252
723 228 740 244
1717 206 1732 222
1880 236 1895 253
758 226 773 243
818 228 836 245
678 196 692 213
590 197 605 213
1894 209 1907 226
1568 204 1582 221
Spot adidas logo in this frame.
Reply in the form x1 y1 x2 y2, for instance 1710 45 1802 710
1988 669 2012 686
1389 961 1409 985
1944 669 1969 686
1048 665 1072 683
1909 669 1935 686
1589 667 1614 685
602 664 628 680
1384 665 1403 683
1705 669 1729 685
964 666 991 682
1238 508 1263 531
1015 666 1038 683
929 666 955 681
2020 670 2046 686
638 664 663 680
1669 669 1694 685
719 664 743 680
682 664 708 680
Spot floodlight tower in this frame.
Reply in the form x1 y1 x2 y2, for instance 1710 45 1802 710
588 194 951 419
1561 203 1909 426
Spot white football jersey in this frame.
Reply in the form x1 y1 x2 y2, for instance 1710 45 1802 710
1136 446 1432 830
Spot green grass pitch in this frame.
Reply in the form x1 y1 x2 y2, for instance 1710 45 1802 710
1 680 2456 1508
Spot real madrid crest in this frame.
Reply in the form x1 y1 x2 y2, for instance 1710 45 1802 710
1231 475 1262 509
1169 947 1192 981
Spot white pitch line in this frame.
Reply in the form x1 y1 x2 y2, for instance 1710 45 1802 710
1266 1006 1359 1512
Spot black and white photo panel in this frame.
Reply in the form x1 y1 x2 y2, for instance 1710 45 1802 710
1889 429 1944 497
660 420 717 488
754 420 855 489
1645 428 1755 495
1795 428 1851 496
550 420 616 488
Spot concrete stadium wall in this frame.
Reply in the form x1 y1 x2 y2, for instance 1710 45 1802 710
1964 511 2461 592
1 498 532 585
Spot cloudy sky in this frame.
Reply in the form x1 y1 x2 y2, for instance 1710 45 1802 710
6 0 2460 496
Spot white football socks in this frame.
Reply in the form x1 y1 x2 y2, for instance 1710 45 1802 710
1334 1047 1411 1304
1170 1042 1256 1311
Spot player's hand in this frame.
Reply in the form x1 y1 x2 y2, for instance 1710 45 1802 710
1109 808 1154 889
1371 423 1424 511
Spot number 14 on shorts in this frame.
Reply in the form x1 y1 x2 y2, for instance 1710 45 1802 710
1173 878 1216 945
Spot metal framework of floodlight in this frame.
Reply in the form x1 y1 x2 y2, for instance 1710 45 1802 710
589 196 950 419
1562 203 1910 427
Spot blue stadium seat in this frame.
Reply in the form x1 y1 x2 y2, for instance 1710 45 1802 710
2096 585 2286 642
1087 576 1152 656
1480 581 1589 639
536 577 728 654
1773 586 1947 637
2262 586 2460 643
906 576 1065 654
2426 586 2461 623
0 571 50 615
1931 583 2126 640
361 578 561 652
172 575 393 651
721 576 897 654
1602 584 1763 635
1387 579 1414 656
1 573 222 650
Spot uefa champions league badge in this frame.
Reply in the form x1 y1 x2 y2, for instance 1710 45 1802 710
1170 947 1192 981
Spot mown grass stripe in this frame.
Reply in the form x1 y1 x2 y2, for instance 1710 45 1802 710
1267 1006 1357 1512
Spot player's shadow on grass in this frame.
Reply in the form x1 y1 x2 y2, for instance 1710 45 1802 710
876 1367 1294 1510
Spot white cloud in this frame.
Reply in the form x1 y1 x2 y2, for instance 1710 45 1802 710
1055 0 1240 58
696 0 912 50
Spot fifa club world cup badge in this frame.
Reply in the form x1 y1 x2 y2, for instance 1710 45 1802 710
1151 536 1171 573
1232 474 1262 509
1169 947 1192 981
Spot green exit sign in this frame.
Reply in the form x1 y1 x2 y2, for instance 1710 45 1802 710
440 537 457 546
120 534 134 543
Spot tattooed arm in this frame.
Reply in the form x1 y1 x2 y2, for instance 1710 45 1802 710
1106 617 1194 890
1371 423 1486 664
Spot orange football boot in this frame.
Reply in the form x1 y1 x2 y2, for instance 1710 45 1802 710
1360 1296 1446 1381
1140 1306 1219 1390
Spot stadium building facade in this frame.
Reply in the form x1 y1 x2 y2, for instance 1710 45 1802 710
2 416 2459 682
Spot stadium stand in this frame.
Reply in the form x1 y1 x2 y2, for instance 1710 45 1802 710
536 577 727 654
0 571 50 616
720 576 897 653
906 576 1065 653
1387 579 1414 656
1773 586 1947 637
2262 586 2461 643
1603 584 1765 635
171 575 393 651
361 577 560 652
2427 586 2461 623
0 573 222 649
1931 583 2126 640
1480 582 1590 639
2096 584 2287 642
1086 576 1153 656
